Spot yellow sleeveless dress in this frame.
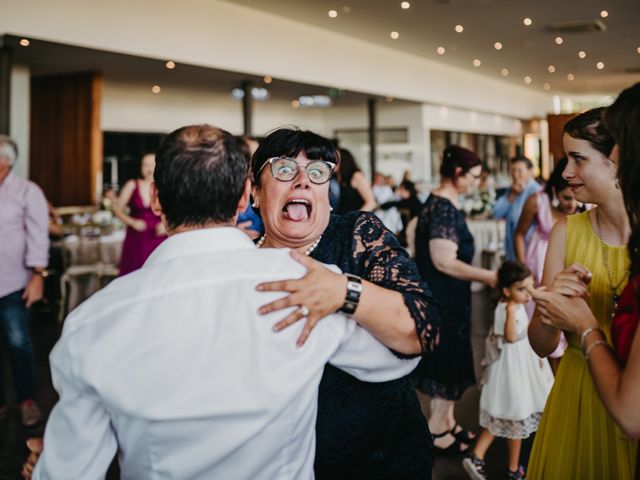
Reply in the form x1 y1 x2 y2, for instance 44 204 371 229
527 210 636 479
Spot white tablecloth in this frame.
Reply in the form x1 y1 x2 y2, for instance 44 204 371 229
467 219 505 291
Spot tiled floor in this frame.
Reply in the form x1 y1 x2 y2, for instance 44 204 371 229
0 290 536 479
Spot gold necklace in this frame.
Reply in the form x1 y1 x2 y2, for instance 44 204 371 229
594 208 628 318
256 234 322 256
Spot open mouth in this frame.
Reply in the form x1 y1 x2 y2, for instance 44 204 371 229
283 199 312 221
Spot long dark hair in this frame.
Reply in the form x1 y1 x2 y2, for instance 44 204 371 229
337 148 360 187
605 83 640 279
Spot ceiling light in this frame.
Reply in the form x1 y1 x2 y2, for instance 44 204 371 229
165 61 176 69
437 46 446 55
543 82 551 90
547 65 556 73
600 10 608 18
291 100 300 108
596 61 605 70
473 59 481 67
555 36 564 45
251 87 270 101
567 73 575 81
263 75 273 84
578 50 586 59
523 18 532 26
637 46 640 54
298 95 333 108
390 31 400 39
232 88 244 99
455 25 464 33
494 42 503 50
524 76 532 84
151 85 161 94
500 68 510 76
328 10 338 18
401 1 410 9
19 38 30 47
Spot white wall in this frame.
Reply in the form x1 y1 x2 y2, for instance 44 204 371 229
9 64 30 179
3 0 553 119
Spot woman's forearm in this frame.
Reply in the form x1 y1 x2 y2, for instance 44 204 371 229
352 280 421 355
433 257 493 285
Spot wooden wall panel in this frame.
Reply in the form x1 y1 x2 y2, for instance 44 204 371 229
547 113 576 166
30 72 102 206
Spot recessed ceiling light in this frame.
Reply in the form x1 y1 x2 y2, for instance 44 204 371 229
494 42 503 50
165 61 176 69
401 1 410 9
596 61 605 70
437 46 446 55
291 100 300 108
390 31 400 39
328 10 338 18
578 50 587 59
600 10 608 18
567 73 575 81
637 46 640 54
501 68 510 76
19 38 30 47
263 75 273 84
555 36 564 45
547 65 556 73
455 25 464 33
151 85 161 94
543 82 551 90
524 76 532 84
523 17 532 26
473 59 481 67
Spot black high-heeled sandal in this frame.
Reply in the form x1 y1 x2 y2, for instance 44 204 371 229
431 430 470 456
450 423 476 444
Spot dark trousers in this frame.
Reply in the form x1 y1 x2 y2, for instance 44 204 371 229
0 290 37 404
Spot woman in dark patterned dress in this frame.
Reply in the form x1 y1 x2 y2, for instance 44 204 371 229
251 128 442 479
413 146 497 454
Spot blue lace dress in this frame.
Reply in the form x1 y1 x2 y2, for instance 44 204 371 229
311 211 441 479
412 195 476 400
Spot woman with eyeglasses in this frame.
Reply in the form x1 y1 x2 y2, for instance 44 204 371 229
251 128 442 479
412 146 497 455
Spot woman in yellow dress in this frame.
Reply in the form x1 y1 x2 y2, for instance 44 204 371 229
527 107 636 479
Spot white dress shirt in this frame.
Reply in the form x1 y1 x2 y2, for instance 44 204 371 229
34 227 417 480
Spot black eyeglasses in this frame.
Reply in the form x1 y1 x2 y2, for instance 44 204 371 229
257 156 336 185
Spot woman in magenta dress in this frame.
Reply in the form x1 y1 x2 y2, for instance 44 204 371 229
529 82 640 477
114 153 166 276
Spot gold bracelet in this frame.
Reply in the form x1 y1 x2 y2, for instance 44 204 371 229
584 340 610 360
579 327 603 351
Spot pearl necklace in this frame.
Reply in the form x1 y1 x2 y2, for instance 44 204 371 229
256 234 323 256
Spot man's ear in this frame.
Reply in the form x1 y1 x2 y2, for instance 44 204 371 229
236 178 252 215
150 182 163 216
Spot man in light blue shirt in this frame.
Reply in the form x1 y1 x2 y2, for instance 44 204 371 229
492 156 541 260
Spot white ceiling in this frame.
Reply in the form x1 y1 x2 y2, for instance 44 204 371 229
225 0 640 95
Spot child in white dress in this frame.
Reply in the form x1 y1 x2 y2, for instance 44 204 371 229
463 261 554 480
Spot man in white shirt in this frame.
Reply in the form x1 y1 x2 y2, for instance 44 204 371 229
31 125 417 479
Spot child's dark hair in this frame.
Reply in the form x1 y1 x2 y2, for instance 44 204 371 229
493 260 532 304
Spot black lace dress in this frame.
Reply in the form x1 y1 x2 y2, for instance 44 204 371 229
411 195 476 400
311 211 441 479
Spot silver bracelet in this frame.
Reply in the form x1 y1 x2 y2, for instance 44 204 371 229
580 327 601 351
584 340 610 361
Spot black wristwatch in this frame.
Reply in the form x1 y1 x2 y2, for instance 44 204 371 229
338 274 363 315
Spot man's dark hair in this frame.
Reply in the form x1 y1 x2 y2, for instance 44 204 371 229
154 125 247 229
509 155 534 170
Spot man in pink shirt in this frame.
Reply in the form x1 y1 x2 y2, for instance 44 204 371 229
0 135 48 426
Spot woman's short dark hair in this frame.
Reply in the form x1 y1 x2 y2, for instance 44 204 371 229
154 124 248 229
251 128 338 186
544 157 570 199
605 82 640 278
564 107 615 157
439 145 482 180
509 156 534 170
494 260 532 302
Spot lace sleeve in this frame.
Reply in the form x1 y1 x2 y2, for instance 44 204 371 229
351 212 441 356
423 197 459 243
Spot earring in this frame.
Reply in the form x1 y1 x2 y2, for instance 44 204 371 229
329 206 334 212
252 202 258 208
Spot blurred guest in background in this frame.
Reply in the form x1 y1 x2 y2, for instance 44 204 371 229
380 180 424 246
336 148 376 213
0 135 46 427
493 156 541 260
235 135 264 240
114 153 166 276
373 172 402 234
